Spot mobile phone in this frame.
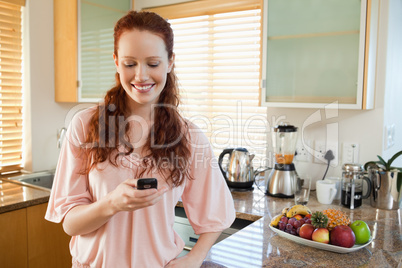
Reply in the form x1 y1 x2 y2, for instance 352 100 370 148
137 178 158 190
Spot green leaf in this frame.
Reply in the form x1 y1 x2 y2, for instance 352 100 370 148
387 150 402 169
397 172 402 194
377 155 388 168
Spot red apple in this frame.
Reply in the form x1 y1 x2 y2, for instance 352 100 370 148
299 223 315 240
312 227 330 243
330 225 356 248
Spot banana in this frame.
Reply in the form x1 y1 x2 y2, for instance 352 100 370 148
281 207 290 215
270 214 284 227
286 205 312 218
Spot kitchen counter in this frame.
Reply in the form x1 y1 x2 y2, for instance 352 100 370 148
204 187 402 268
2 179 401 267
0 180 49 214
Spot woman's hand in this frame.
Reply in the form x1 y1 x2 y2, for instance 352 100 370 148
165 254 203 268
166 232 221 268
106 178 168 214
63 178 167 236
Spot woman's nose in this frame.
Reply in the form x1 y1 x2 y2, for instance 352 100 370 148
135 65 149 81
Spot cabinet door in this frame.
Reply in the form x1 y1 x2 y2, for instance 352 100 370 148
261 0 378 109
27 203 71 268
54 0 131 102
54 0 78 102
0 209 28 268
78 0 131 101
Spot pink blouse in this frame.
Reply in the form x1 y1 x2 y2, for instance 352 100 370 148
45 107 236 267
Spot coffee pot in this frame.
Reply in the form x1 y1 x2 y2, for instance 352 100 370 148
367 167 401 210
341 163 371 209
218 148 268 189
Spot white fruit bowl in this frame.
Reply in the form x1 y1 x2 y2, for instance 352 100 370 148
269 225 373 254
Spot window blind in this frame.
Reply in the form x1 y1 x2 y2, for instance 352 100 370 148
164 8 268 165
0 0 24 173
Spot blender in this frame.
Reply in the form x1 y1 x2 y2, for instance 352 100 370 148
265 124 298 197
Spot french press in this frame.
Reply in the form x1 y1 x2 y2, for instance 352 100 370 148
341 163 372 209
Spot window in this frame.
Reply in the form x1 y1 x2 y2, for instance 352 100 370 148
145 0 268 165
0 0 25 173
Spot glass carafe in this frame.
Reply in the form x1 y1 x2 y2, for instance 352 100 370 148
341 163 371 209
272 124 298 164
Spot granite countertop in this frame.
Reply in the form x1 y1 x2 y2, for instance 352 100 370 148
0 180 50 214
2 179 401 267
204 187 402 268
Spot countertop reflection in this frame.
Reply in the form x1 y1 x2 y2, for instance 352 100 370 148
0 180 49 213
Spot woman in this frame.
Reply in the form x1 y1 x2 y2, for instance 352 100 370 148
45 10 235 268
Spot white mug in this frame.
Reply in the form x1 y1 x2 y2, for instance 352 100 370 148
325 177 341 201
316 180 337 205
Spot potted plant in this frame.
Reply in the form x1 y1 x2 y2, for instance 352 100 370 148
364 150 402 210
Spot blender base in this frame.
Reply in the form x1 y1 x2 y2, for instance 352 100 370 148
265 164 298 198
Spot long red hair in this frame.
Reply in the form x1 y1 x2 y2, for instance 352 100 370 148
83 11 191 186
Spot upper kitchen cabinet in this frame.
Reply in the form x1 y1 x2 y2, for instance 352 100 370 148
260 0 379 109
54 0 131 102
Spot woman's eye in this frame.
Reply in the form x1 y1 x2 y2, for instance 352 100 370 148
149 62 159 68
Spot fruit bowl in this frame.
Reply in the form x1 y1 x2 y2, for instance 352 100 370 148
269 225 373 254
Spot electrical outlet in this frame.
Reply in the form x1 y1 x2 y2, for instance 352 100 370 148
313 141 326 164
384 124 395 149
342 143 359 163
313 141 339 166
295 140 312 162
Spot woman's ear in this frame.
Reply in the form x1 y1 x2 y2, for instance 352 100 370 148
113 53 119 73
167 53 175 73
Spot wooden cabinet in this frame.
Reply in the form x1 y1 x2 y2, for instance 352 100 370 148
27 203 71 268
260 0 379 109
54 0 78 102
54 0 132 103
0 203 71 268
0 209 28 267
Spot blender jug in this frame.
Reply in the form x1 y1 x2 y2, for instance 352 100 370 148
273 125 298 165
266 124 298 197
341 163 371 209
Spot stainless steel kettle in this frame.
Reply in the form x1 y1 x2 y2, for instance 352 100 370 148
218 148 267 189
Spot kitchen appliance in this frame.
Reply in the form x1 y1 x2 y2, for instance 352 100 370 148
265 124 298 198
367 167 401 210
341 163 371 209
218 148 268 190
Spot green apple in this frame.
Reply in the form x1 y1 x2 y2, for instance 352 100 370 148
350 220 371 244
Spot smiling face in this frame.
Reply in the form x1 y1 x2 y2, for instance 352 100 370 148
114 29 174 112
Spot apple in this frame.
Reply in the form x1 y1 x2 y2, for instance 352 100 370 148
312 227 330 244
330 225 356 248
350 220 371 244
293 214 303 220
299 223 315 240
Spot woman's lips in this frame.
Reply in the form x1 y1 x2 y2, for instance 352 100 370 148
132 84 154 93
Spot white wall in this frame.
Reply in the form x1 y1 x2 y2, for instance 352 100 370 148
382 0 402 167
25 0 77 172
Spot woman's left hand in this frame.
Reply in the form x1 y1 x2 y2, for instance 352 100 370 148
165 255 203 268
165 232 222 268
